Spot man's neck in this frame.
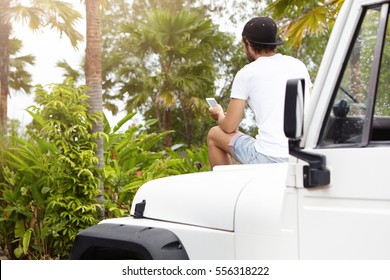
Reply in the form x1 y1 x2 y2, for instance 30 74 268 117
254 51 276 60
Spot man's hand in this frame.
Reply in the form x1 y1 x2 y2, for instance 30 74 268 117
211 98 246 134
209 104 224 122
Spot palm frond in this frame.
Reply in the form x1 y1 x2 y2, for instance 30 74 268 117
5 5 43 29
283 6 328 48
56 59 81 83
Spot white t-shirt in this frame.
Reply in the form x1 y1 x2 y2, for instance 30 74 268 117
231 53 313 158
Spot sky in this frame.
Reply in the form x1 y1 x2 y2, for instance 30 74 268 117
10 25 81 125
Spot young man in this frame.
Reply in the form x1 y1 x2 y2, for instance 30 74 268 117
207 17 312 168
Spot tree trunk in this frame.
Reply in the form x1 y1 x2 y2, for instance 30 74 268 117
0 0 10 131
164 108 172 147
85 0 104 219
181 107 192 147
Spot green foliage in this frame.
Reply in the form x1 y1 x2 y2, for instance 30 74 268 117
266 0 345 79
103 113 210 218
121 8 229 146
0 81 100 259
267 0 344 49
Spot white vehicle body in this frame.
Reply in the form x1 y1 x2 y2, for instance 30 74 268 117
71 0 390 260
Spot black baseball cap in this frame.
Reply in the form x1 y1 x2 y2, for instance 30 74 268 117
242 17 284 45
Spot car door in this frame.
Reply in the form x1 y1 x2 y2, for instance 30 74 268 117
298 2 390 259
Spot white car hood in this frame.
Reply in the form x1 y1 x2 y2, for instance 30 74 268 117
130 164 288 231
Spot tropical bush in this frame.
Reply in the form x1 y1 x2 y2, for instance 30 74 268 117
0 81 101 259
103 112 210 218
0 81 210 259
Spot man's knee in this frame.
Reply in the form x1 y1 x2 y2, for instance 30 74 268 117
207 126 221 144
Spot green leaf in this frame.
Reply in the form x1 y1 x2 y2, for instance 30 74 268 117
77 169 94 178
23 229 33 254
103 165 115 179
122 181 144 190
31 186 45 207
20 187 28 196
160 91 174 106
144 118 158 128
103 113 111 134
41 187 50 194
14 246 23 259
112 112 136 133
14 220 26 239
6 149 31 169
25 108 45 126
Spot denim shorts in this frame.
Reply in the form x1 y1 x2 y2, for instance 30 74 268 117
229 134 289 164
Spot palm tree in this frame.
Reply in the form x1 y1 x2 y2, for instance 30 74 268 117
0 0 83 129
121 9 228 146
266 0 344 50
85 0 104 219
9 38 35 95
53 1 105 218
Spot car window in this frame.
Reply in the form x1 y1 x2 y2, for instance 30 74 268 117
319 5 389 147
372 13 390 142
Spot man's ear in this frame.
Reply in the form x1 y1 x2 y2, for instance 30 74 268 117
242 38 249 47
246 42 255 55
242 39 251 52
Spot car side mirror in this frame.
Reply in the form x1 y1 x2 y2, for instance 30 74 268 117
284 79 305 140
284 79 331 188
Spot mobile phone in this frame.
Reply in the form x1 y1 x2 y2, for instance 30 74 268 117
206 98 218 108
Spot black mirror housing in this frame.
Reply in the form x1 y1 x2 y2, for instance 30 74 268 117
284 79 305 140
284 79 331 188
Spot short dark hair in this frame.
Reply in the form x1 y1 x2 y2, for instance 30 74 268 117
242 37 277 53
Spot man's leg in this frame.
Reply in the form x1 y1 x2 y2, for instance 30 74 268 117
207 126 240 169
